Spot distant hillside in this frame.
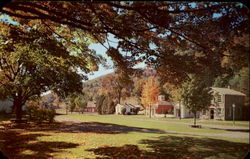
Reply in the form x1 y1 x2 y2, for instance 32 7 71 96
84 68 156 85
82 68 157 102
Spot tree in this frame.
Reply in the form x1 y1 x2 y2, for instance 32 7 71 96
181 74 213 126
102 96 115 114
1 2 249 119
100 68 133 105
95 95 105 114
0 22 101 120
74 94 87 114
161 82 182 119
95 95 115 114
213 67 249 106
141 76 160 118
133 77 146 102
68 96 76 114
1 2 248 85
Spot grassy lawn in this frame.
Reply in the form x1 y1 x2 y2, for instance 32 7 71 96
0 114 249 159
122 114 249 127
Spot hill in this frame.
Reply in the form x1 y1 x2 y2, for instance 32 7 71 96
82 68 157 103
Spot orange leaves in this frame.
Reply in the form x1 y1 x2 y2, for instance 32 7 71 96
141 76 160 107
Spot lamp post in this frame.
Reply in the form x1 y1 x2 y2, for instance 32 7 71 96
232 103 235 126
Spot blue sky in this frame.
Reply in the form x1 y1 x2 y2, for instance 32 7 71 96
87 43 114 80
87 35 146 80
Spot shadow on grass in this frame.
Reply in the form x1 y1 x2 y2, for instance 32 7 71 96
3 121 166 134
0 130 79 159
210 127 249 133
87 135 249 159
0 113 13 122
53 122 166 134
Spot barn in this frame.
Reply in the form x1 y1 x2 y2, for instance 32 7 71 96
84 101 96 112
145 95 175 117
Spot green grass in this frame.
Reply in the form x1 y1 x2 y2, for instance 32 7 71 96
119 114 249 127
0 114 249 159
67 114 224 134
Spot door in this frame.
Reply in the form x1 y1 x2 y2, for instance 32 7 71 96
210 109 214 119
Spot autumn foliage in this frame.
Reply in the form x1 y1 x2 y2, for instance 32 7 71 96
141 77 160 117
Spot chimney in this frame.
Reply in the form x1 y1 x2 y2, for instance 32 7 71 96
228 85 231 89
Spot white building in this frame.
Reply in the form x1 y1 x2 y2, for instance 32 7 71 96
115 104 142 115
173 102 196 118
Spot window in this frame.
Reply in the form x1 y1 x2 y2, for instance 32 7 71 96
217 108 221 115
217 95 222 102
202 110 206 115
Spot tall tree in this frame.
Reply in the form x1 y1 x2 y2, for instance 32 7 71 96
100 68 133 104
141 76 160 118
181 74 213 126
95 95 105 115
133 77 146 102
0 22 101 120
74 94 87 114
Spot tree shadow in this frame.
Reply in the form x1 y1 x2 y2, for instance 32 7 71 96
5 121 166 134
52 122 166 134
210 127 249 133
0 130 79 159
87 135 249 159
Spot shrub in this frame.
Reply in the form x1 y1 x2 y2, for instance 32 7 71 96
44 108 56 123
26 100 55 123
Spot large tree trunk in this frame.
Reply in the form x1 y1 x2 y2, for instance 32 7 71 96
14 98 24 120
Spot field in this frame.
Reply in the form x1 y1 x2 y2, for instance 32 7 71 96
0 112 249 159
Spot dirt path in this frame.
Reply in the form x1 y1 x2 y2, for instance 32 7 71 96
55 115 249 140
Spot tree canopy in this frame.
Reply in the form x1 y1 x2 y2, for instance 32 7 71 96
1 2 249 85
0 22 101 119
141 76 160 117
181 74 213 125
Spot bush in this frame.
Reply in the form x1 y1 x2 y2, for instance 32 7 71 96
26 101 55 123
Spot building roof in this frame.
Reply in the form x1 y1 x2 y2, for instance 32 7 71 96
87 101 96 108
211 87 246 96
116 104 141 108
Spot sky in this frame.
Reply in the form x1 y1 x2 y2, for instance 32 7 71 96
87 36 146 80
87 43 114 80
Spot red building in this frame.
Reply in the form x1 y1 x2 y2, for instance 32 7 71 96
154 95 174 114
84 101 96 112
